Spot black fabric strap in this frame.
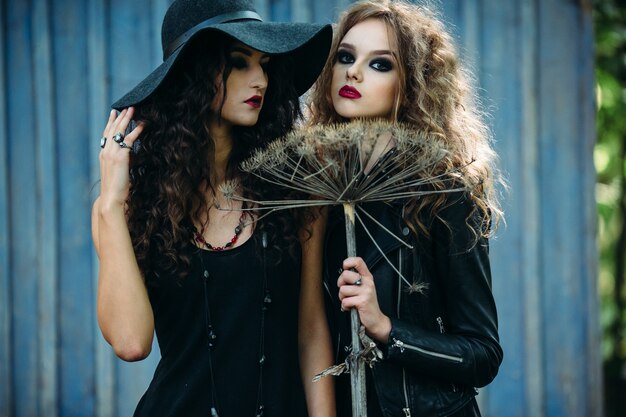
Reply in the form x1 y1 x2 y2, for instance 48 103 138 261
163 10 263 60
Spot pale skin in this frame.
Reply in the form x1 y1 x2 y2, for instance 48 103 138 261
93 106 152 361
93 43 334 416
299 209 336 417
331 18 399 120
332 18 402 344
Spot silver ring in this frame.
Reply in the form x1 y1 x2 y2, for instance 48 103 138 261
355 275 363 286
118 141 132 150
100 136 107 148
113 132 124 143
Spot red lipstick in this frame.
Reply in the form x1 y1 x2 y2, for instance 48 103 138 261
245 95 262 108
338 85 361 99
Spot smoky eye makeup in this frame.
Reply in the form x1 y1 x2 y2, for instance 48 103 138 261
336 49 355 64
370 57 394 72
227 52 248 69
227 51 270 71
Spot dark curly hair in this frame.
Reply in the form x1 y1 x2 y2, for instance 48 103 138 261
125 33 304 283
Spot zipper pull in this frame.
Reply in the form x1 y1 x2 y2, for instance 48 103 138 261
403 407 411 416
437 316 445 333
392 338 405 353
207 325 217 348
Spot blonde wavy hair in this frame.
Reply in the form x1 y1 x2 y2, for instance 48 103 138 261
308 0 504 238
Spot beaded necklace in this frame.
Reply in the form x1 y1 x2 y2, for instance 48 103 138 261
195 212 247 251
200 232 271 417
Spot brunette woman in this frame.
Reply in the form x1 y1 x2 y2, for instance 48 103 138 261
93 1 334 416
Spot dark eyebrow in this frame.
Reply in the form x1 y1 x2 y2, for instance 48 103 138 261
229 46 252 55
338 43 394 57
338 43 355 51
371 50 394 56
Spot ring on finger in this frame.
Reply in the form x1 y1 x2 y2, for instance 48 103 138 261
118 141 132 150
113 132 125 143
355 275 363 286
99 136 107 148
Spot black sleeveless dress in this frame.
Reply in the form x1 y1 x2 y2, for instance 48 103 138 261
134 234 306 417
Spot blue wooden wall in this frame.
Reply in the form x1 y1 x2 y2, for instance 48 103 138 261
0 0 599 416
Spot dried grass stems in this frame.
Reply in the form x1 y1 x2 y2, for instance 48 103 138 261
222 119 468 289
223 119 470 392
238 119 459 204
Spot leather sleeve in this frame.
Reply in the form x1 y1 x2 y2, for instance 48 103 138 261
383 195 503 388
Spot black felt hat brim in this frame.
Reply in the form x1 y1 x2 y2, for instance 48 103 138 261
112 21 332 110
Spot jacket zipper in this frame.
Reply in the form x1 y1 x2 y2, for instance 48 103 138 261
392 338 464 363
402 368 411 416
398 246 411 416
323 279 333 303
437 316 445 333
436 316 457 392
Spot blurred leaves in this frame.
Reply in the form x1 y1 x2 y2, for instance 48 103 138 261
594 0 626 415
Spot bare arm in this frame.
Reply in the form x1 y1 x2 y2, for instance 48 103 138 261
299 210 336 417
93 108 153 361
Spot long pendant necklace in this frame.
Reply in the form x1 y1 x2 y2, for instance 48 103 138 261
200 231 271 417
195 212 247 251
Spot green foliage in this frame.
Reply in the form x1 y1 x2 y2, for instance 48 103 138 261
594 0 626 415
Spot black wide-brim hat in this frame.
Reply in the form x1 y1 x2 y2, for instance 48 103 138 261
112 0 332 110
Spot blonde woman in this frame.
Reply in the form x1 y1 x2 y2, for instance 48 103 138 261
309 1 504 416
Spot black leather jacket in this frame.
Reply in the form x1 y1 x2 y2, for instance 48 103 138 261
323 194 503 417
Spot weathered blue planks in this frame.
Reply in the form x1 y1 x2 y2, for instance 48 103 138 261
538 0 597 415
51 0 96 415
0 0 13 415
291 0 311 22
7 0 40 415
515 1 545 416
458 0 481 81
86 0 114 415
517 1 545 415
109 0 155 104
32 0 58 416
310 0 348 23
479 1 531 416
269 0 291 21
0 1 601 416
